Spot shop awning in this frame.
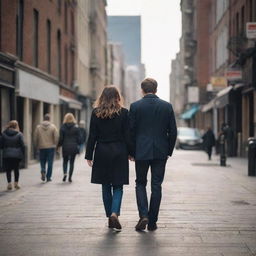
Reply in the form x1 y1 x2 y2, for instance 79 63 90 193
59 95 82 110
215 86 233 108
180 105 200 120
201 99 215 112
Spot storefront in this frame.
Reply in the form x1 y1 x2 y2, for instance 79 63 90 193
16 62 60 163
0 53 16 171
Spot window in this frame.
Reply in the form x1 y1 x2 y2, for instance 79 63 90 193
216 26 228 69
33 9 39 67
57 30 61 81
16 0 24 59
71 11 74 35
46 20 51 73
71 50 75 83
64 1 68 33
241 6 245 34
65 45 68 83
58 0 62 14
249 0 253 21
236 12 239 36
216 0 229 24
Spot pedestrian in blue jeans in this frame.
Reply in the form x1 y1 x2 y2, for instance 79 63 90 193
34 114 59 182
85 86 132 231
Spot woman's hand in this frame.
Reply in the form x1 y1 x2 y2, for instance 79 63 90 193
128 155 135 161
87 160 93 167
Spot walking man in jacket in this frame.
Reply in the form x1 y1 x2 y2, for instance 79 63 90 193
34 114 59 182
129 78 177 231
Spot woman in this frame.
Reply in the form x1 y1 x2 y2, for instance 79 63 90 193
85 86 131 231
1 120 25 190
58 113 81 183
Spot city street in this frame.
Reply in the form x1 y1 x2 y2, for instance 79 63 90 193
0 150 255 256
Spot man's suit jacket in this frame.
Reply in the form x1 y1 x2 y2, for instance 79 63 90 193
129 94 177 160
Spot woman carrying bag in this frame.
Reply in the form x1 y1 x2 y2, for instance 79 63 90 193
85 86 132 231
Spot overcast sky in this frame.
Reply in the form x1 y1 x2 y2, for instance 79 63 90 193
107 0 182 101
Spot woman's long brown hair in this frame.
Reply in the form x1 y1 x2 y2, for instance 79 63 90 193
94 86 123 119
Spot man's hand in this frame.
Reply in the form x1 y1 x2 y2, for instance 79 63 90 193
87 160 93 167
128 155 135 161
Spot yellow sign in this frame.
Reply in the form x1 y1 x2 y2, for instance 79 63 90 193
210 77 227 87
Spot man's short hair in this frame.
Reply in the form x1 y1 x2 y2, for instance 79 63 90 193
141 78 158 93
44 113 50 121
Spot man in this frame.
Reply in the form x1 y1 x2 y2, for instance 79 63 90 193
202 126 215 160
34 114 59 182
129 78 177 231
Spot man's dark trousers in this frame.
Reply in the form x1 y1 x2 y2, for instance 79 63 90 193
135 159 167 225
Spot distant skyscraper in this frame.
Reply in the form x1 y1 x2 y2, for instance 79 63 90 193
108 16 141 66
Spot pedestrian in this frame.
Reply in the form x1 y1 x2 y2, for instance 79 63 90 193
34 114 59 182
58 113 81 183
85 86 131 231
202 126 216 160
1 120 25 190
78 120 87 153
129 78 177 231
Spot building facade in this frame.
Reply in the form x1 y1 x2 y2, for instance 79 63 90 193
107 16 145 106
173 0 256 157
89 0 108 100
0 0 108 165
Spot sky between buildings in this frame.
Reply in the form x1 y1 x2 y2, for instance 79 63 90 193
107 0 182 102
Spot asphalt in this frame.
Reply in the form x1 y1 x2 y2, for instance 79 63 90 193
0 150 255 256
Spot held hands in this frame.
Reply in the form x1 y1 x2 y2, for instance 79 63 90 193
128 155 135 161
87 160 93 167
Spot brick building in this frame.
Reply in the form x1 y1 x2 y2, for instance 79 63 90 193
0 0 79 163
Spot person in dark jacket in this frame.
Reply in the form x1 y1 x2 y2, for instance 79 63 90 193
129 78 177 231
202 127 216 160
58 113 81 183
85 86 131 231
78 120 87 153
1 120 25 190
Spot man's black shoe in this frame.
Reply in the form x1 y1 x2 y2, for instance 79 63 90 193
46 178 52 182
41 172 46 181
135 217 149 231
147 223 157 231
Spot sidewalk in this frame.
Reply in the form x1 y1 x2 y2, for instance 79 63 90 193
0 151 255 256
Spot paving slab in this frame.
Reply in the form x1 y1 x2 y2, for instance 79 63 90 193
0 151 255 256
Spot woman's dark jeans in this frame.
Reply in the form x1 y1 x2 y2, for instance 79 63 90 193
102 184 123 217
63 154 76 177
4 158 20 183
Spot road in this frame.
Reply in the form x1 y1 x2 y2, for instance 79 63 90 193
0 150 255 256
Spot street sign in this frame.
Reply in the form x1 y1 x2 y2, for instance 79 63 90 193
225 69 242 82
188 86 199 103
246 22 256 39
210 77 227 87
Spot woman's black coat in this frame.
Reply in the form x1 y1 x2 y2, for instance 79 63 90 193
85 108 131 185
58 123 81 157
0 129 25 159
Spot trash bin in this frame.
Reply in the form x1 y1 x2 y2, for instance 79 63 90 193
248 137 256 176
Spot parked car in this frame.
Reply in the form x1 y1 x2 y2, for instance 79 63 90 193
175 127 203 150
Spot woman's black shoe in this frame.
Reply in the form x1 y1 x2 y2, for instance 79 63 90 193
63 174 67 182
109 216 122 231
68 177 72 183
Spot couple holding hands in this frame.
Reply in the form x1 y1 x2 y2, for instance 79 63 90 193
85 78 177 232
